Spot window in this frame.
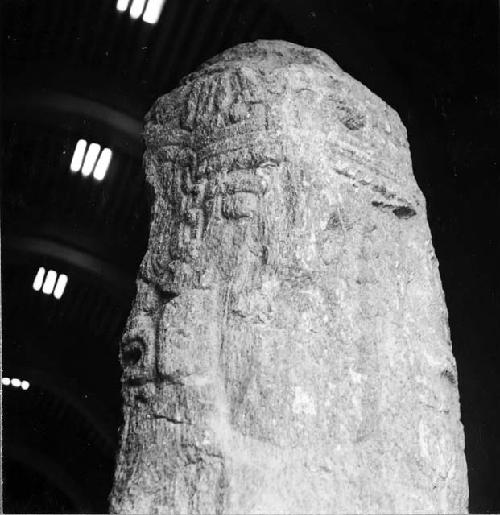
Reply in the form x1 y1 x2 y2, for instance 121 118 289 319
70 139 113 181
116 0 166 24
33 267 69 299
2 377 30 390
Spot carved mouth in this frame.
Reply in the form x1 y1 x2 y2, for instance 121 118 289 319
123 380 154 406
125 376 151 387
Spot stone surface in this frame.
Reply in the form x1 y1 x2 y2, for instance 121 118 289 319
110 40 468 514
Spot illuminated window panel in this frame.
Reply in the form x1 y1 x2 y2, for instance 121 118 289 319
33 267 69 299
81 142 101 177
93 148 113 181
143 0 166 23
42 270 58 294
70 139 87 172
116 0 166 24
130 0 147 19
116 0 130 11
32 266 45 291
53 274 69 299
70 139 112 180
2 377 30 390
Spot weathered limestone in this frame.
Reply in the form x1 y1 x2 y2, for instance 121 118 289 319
110 40 468 514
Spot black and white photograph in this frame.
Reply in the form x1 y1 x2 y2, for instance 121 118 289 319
1 0 498 513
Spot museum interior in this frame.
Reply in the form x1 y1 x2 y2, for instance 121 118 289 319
1 0 498 512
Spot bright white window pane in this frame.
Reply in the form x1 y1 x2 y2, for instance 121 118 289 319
33 267 45 291
93 148 112 181
81 143 101 177
130 0 147 19
116 0 130 11
53 274 68 299
70 139 87 172
21 380 30 390
2 378 11 386
42 270 57 295
11 378 21 388
143 0 166 24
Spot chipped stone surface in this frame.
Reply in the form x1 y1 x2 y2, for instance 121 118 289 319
110 40 468 514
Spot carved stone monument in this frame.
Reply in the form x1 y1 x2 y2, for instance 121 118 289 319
110 40 468 514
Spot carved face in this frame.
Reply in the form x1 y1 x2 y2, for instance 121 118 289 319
120 64 400 399
119 66 347 397
119 278 220 407
139 147 289 293
119 278 160 388
120 155 282 398
120 81 289 403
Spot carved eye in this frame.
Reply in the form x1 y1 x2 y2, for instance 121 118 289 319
336 100 366 130
371 200 416 219
121 340 144 367
222 192 258 219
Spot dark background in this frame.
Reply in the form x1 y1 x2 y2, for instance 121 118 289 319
1 0 498 512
